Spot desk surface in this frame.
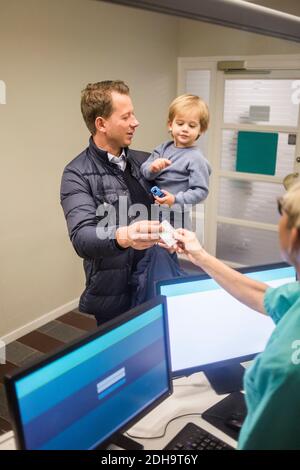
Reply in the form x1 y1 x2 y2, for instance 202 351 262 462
0 373 238 451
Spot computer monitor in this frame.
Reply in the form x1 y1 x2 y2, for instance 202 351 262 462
4 296 172 450
156 262 296 394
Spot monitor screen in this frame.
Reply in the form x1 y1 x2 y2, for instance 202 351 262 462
5 297 172 450
157 263 295 377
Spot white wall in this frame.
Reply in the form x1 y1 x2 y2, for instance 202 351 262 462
0 0 178 337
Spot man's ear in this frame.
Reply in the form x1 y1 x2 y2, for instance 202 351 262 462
95 116 106 133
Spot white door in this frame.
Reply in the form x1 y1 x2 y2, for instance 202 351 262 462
180 58 300 267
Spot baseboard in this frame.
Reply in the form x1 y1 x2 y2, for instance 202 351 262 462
1 298 80 345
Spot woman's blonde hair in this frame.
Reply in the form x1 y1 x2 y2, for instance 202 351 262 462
168 94 209 134
281 180 300 230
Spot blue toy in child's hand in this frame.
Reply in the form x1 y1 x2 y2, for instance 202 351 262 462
151 186 165 198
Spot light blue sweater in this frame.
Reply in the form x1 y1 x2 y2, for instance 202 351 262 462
140 141 211 208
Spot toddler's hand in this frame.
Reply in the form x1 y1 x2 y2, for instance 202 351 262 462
150 158 171 173
154 190 175 207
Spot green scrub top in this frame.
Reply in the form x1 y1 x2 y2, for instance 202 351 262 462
238 281 300 450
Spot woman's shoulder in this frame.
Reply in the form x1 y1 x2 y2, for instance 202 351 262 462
264 281 300 324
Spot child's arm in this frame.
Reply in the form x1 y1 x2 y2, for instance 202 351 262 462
140 145 171 180
175 154 211 207
150 158 171 173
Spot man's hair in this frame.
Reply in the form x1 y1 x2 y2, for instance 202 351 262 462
81 80 130 135
168 94 210 134
281 180 300 231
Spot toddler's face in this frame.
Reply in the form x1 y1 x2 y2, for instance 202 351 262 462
169 109 201 148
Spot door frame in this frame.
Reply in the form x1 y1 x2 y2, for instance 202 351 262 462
178 54 300 260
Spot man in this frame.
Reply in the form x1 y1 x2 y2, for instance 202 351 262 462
60 81 161 325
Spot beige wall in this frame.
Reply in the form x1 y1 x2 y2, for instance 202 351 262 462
1 0 299 338
0 0 178 337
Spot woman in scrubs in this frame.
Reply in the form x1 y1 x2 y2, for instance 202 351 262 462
174 181 300 450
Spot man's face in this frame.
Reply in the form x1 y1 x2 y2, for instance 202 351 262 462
102 92 139 153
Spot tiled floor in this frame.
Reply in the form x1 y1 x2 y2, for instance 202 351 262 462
0 309 97 435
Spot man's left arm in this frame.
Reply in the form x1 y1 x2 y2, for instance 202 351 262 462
60 166 123 259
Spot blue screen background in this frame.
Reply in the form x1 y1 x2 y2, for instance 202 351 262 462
15 304 169 450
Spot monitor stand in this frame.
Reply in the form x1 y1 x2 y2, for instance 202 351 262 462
203 363 245 395
109 433 144 450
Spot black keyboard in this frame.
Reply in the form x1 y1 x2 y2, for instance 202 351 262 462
164 422 234 450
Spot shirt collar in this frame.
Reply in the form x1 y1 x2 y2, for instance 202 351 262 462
107 148 126 160
104 148 127 171
89 137 127 170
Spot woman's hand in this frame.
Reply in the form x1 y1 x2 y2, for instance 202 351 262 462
174 228 205 266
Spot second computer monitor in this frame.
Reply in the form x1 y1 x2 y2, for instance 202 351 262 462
157 263 295 391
